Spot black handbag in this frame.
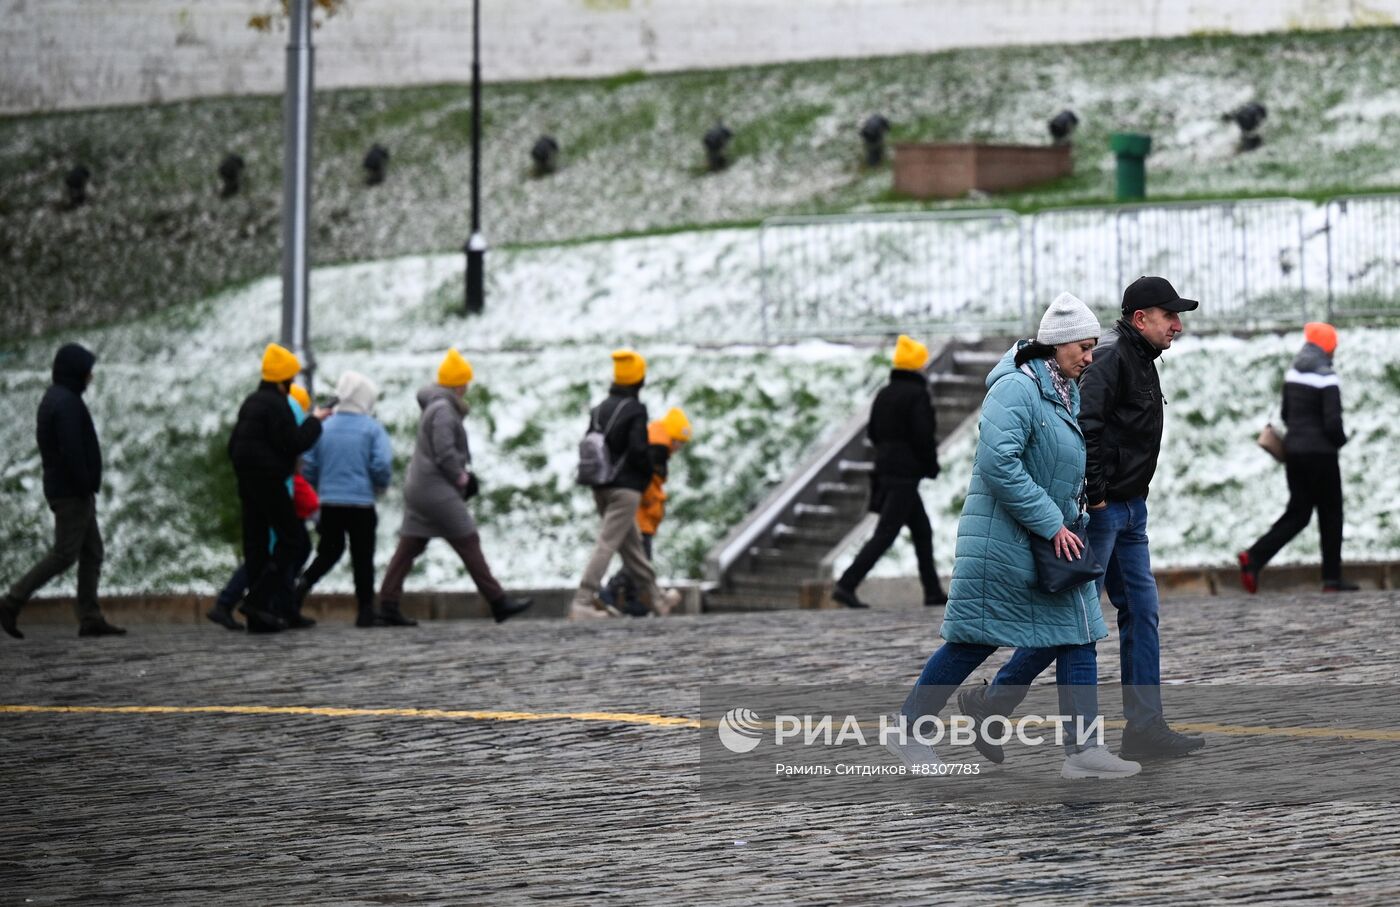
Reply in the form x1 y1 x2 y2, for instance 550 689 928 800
1030 527 1104 594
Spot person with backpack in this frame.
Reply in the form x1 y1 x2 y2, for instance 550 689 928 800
1 343 125 639
295 370 395 627
1238 323 1357 593
376 349 533 625
832 334 945 610
224 345 326 633
600 407 693 616
570 349 669 621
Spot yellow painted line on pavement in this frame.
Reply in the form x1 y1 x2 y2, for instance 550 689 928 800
0 703 702 729
3 704 1398 744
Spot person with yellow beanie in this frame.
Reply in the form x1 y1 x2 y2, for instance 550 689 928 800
832 334 945 610
570 349 669 620
377 349 534 626
222 343 326 632
1239 322 1357 594
600 407 693 616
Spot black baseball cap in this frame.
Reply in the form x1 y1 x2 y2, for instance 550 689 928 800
1121 276 1199 314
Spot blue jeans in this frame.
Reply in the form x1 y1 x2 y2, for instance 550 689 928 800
903 641 1101 753
989 497 1163 729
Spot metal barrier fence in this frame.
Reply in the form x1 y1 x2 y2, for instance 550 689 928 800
758 194 1399 339
1327 195 1400 319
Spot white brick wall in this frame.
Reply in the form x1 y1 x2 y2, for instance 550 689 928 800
2 0 1396 113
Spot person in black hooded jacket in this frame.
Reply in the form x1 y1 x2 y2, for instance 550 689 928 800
1239 323 1356 593
1 343 125 639
832 334 945 610
226 343 323 632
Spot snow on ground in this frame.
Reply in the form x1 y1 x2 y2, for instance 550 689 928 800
2 227 1397 597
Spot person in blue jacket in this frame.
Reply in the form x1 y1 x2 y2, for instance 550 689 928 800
886 293 1141 780
296 371 394 628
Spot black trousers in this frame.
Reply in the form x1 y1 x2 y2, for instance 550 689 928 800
839 478 942 598
302 505 378 609
6 494 104 623
237 475 311 616
1248 453 1344 580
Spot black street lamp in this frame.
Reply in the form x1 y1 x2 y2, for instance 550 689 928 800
464 0 485 315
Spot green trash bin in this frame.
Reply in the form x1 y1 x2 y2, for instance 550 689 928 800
1110 132 1152 200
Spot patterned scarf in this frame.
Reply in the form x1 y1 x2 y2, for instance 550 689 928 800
1045 357 1073 410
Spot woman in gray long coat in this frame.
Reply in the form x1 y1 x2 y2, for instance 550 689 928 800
376 349 533 625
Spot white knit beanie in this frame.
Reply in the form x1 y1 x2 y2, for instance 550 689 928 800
1037 292 1101 346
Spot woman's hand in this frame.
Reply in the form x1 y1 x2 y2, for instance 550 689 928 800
454 471 470 492
1052 526 1084 560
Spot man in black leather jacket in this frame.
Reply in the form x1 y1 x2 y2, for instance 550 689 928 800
832 334 944 610
970 277 1207 762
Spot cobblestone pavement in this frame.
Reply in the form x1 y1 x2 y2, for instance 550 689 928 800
2 589 1398 904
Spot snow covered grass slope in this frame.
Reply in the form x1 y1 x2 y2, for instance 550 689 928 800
7 28 1400 337
3 228 1396 597
0 235 886 594
835 329 1400 581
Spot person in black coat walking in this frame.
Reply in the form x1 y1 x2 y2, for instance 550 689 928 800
833 334 945 610
1 343 125 639
1239 323 1357 593
225 343 324 632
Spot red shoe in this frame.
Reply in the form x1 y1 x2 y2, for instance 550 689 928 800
1237 551 1259 594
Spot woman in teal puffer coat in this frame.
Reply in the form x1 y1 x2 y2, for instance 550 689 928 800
886 293 1141 780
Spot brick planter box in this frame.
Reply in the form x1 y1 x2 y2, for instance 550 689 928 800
893 142 1072 199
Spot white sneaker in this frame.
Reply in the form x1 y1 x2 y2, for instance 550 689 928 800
882 717 944 770
1061 745 1141 780
568 600 611 621
654 588 683 617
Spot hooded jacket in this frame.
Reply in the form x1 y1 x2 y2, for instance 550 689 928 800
36 343 103 500
302 373 393 507
940 345 1107 648
867 369 939 481
1079 319 1166 504
1281 342 1347 456
399 384 477 539
228 380 322 479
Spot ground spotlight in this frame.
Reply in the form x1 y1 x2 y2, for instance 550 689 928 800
860 114 891 167
530 135 560 176
218 153 245 198
63 165 90 209
703 122 733 172
1223 102 1267 152
1048 109 1079 145
363 143 390 185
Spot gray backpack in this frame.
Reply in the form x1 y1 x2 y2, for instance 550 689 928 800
576 399 635 486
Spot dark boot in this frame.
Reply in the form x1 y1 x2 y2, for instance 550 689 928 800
1120 719 1205 760
77 617 127 637
0 595 23 639
356 601 385 628
831 584 868 609
924 588 948 607
1323 578 1360 592
489 595 534 624
378 601 418 627
239 604 285 634
206 601 245 631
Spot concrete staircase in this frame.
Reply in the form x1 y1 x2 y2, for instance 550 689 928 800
704 337 1010 612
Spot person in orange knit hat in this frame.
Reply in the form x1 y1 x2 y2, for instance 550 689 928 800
220 343 327 632
376 349 534 626
601 408 692 616
569 349 671 620
832 334 945 610
1239 322 1357 593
